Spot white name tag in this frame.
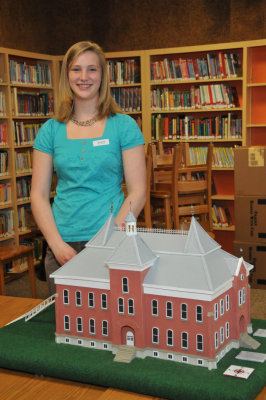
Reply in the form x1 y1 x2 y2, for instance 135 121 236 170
93 139 110 147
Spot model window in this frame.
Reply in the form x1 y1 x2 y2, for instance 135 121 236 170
88 292 94 308
63 289 69 305
167 330 173 346
89 318 95 335
238 289 242 306
122 277 129 293
220 326 224 344
128 299 134 315
64 315 70 331
214 332 219 349
182 356 188 363
197 359 203 366
152 299 158 316
167 353 173 360
196 334 203 352
196 305 203 322
220 299 224 316
226 322 230 339
181 303 188 320
152 327 159 344
102 320 108 336
225 294 229 311
241 273 244 280
101 293 108 309
118 297 124 314
166 301 173 318
242 287 246 304
76 317 83 333
214 303 218 320
181 332 188 349
76 291 82 307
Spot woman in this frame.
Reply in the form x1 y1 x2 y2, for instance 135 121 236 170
30 41 146 294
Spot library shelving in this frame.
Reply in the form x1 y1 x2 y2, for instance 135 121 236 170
0 47 59 252
246 41 266 146
105 50 149 140
143 42 247 252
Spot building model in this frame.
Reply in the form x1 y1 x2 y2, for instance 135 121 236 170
51 212 255 370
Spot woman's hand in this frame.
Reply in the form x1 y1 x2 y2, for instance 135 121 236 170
50 241 77 266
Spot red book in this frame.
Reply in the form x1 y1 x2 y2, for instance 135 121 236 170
164 117 169 139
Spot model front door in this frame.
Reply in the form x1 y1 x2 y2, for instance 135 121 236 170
126 331 134 346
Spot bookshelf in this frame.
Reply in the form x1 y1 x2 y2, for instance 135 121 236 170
105 50 149 142
246 41 266 146
0 47 59 254
135 40 265 252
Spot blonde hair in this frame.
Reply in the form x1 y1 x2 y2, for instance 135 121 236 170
56 41 120 122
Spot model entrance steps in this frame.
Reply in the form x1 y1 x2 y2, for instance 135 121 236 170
114 345 136 363
240 332 261 350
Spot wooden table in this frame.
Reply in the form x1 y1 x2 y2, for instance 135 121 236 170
0 296 265 400
0 246 36 298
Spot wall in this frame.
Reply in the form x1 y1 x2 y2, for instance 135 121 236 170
0 0 265 54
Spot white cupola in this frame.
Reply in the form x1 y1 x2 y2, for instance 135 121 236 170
125 211 137 236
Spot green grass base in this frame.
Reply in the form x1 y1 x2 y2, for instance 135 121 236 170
0 306 265 400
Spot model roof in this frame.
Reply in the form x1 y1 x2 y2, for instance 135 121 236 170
51 214 253 297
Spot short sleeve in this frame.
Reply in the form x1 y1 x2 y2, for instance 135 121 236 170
33 118 55 154
119 114 145 151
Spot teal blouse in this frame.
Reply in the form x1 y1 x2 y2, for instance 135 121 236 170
33 113 145 242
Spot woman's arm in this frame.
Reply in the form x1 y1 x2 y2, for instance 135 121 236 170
115 144 147 226
30 149 77 265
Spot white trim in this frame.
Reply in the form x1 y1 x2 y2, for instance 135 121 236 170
234 257 244 276
107 262 153 271
53 278 110 290
144 280 232 301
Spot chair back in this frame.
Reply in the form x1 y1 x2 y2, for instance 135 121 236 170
148 143 173 191
172 143 213 232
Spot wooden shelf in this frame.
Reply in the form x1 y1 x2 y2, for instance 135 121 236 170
212 194 234 201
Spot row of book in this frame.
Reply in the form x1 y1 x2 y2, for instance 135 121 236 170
186 146 234 168
13 121 43 146
0 209 14 237
20 236 44 263
0 151 8 175
111 87 142 112
11 88 54 116
16 176 31 202
150 52 242 81
0 123 8 145
0 182 11 205
0 91 6 115
151 84 239 110
212 204 232 228
151 113 242 140
9 59 52 86
18 204 37 231
15 150 32 173
107 59 140 84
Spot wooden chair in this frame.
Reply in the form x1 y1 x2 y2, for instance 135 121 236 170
137 153 152 229
122 153 152 229
149 143 173 230
172 142 213 233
